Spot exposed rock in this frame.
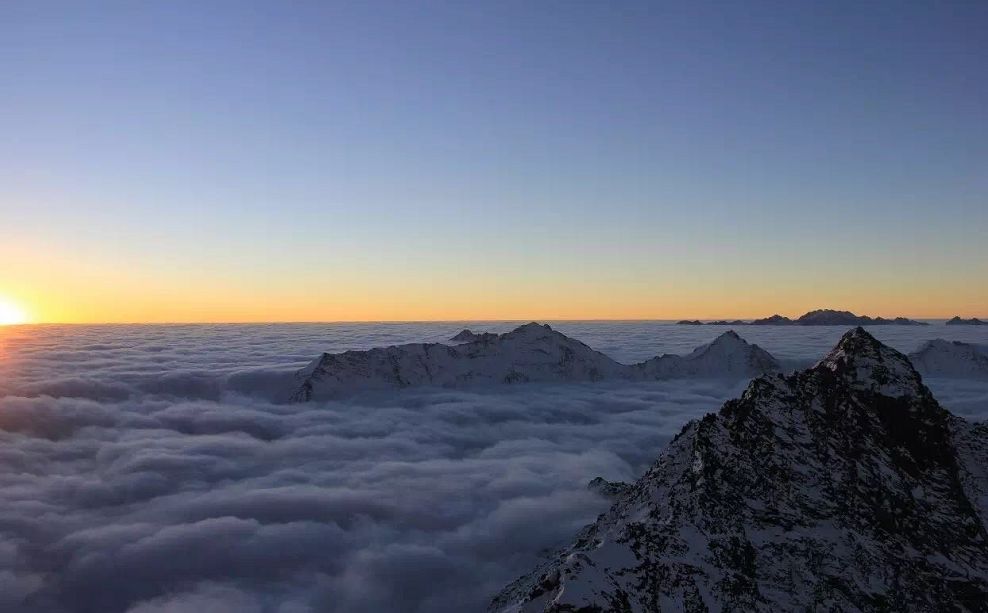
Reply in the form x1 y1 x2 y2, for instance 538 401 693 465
291 327 782 401
587 477 631 501
491 328 988 612
291 323 628 401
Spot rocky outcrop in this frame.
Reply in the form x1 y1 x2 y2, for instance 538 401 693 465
587 477 631 501
491 328 988 612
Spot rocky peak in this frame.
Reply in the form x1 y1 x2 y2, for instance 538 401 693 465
491 330 988 612
816 326 925 397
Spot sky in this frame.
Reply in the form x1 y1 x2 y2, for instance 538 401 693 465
2 0 986 323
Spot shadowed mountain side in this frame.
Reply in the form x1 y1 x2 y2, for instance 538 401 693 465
490 328 988 612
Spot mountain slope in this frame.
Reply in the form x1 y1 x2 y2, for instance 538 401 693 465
491 328 988 612
291 323 630 401
636 330 779 380
909 339 988 378
291 327 782 400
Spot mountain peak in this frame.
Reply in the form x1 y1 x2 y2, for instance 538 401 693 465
492 329 987 612
817 327 924 397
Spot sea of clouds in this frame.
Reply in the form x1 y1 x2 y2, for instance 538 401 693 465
1 322 987 612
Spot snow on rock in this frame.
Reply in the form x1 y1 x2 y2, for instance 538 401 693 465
490 328 988 612
291 323 630 401
636 330 780 380
909 339 988 379
291 326 782 401
587 477 630 500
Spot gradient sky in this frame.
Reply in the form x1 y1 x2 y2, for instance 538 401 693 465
2 1 986 322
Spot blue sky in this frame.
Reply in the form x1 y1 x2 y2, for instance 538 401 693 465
2 1 986 321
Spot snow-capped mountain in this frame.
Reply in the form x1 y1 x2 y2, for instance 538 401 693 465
291 323 629 401
909 339 988 378
491 328 988 612
636 330 780 379
291 326 782 400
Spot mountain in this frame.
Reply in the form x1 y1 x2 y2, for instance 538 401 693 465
750 314 793 325
947 316 987 326
683 310 927 326
450 329 499 343
909 339 988 378
636 330 780 380
291 326 782 400
291 323 628 401
794 309 927 326
491 328 988 612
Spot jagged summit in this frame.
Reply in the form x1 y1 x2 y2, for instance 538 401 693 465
817 326 927 396
491 329 988 612
291 326 783 400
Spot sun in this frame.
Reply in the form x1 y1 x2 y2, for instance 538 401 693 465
0 298 29 325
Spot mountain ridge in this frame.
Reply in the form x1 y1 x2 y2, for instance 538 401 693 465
490 328 988 612
291 324 781 401
678 309 928 326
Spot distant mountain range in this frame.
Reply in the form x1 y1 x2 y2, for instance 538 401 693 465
490 328 988 612
678 308 929 326
290 323 780 400
947 316 987 326
290 323 988 400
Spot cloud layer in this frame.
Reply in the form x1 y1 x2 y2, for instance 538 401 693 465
1 323 986 612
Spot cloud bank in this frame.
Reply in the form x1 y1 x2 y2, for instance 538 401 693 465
1 323 986 612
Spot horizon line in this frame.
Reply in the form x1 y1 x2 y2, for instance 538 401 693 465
4 316 977 327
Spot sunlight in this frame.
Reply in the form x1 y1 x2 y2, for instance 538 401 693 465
0 298 28 325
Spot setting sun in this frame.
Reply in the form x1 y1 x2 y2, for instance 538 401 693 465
0 298 28 325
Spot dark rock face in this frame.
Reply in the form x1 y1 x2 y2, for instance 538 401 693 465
450 329 500 342
947 316 987 326
491 328 988 612
587 477 631 501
